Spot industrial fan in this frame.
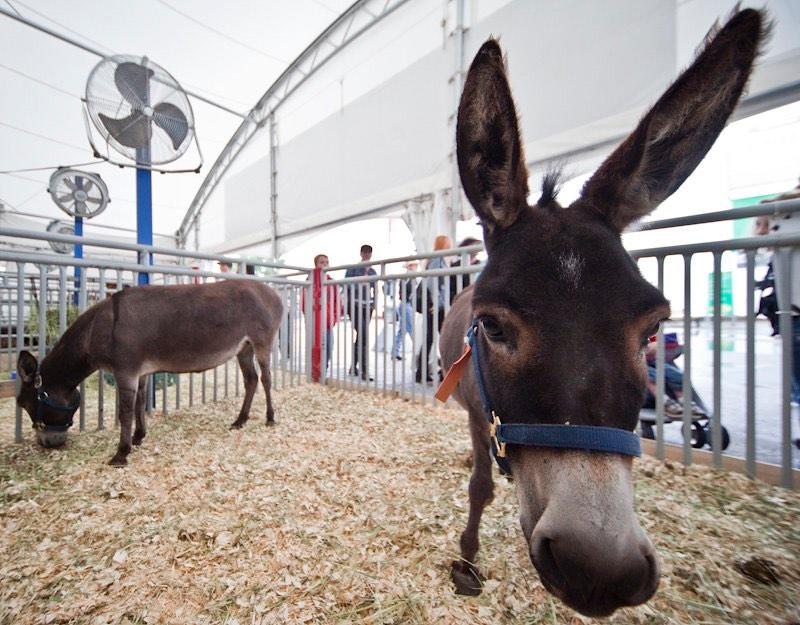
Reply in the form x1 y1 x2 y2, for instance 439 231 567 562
46 220 75 254
47 167 110 296
82 55 198 284
48 168 109 219
84 55 196 166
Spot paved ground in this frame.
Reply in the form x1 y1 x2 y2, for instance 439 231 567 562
327 317 797 469
652 319 797 468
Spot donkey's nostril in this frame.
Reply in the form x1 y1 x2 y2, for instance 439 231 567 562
531 534 567 591
530 527 660 616
625 552 660 606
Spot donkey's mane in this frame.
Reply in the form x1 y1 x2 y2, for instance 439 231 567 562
538 169 562 207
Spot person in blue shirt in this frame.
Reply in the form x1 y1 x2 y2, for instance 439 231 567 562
416 235 452 383
344 244 377 381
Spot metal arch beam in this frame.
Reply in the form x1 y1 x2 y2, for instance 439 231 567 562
177 0 414 246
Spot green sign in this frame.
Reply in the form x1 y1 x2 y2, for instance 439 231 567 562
706 271 735 350
707 271 733 316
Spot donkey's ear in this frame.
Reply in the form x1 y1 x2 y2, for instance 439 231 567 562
17 350 38 384
575 9 767 231
457 39 529 236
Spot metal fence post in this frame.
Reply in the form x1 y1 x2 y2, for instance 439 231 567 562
14 262 24 442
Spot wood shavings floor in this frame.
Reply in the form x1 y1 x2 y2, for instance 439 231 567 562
1 384 798 625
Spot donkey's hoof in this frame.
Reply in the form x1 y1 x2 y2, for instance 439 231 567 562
265 419 276 427
132 434 145 446
108 455 128 467
229 420 245 430
451 560 484 596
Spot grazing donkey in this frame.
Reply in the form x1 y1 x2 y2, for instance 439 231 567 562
438 9 766 617
16 280 283 466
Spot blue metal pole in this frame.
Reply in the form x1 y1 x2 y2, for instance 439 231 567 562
136 166 152 285
73 216 83 305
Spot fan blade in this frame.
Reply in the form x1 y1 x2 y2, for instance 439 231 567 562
99 111 151 149
63 178 76 191
75 201 88 216
57 194 72 204
82 179 95 194
86 197 101 205
152 102 189 150
114 62 154 109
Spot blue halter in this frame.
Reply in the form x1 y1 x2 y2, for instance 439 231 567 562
467 321 641 474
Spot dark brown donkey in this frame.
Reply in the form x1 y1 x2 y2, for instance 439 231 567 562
439 9 766 617
16 279 283 466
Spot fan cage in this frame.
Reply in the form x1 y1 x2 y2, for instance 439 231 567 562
85 55 196 166
48 169 109 219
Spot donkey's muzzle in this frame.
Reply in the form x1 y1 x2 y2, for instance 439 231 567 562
36 430 68 448
530 524 659 617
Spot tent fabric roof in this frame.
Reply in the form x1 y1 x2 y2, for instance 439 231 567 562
1 1 798 254
0 0 352 241
197 0 800 255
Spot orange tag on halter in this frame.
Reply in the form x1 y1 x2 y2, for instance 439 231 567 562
435 343 472 403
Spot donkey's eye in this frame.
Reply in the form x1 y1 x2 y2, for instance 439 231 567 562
479 317 505 341
641 322 663 347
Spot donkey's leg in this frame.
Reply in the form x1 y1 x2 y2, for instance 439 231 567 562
452 411 495 595
132 376 148 446
255 347 275 425
231 344 258 429
109 372 139 466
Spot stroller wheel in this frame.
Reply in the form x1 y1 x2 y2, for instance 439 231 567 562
705 425 731 451
686 422 706 448
640 422 655 440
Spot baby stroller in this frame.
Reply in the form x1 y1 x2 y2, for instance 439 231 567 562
639 332 730 450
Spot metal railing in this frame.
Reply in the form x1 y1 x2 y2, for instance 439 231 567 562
311 205 800 489
1 203 798 488
0 231 310 445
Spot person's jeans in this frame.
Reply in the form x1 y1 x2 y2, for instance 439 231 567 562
325 328 333 373
351 305 372 376
393 302 414 357
416 308 445 381
647 362 684 390
792 316 800 403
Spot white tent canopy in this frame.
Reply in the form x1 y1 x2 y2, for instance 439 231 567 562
1 1 797 257
196 0 800 256
0 0 353 248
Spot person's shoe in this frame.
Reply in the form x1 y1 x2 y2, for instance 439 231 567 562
394 355 403 361
348 367 359 377
690 401 707 417
361 374 374 382
663 398 682 417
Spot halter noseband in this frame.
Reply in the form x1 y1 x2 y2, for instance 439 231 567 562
437 320 641 474
32 373 80 433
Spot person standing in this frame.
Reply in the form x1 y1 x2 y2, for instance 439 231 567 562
302 254 340 382
758 182 800 448
416 235 452 383
392 260 418 360
448 236 482 304
344 244 377 381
